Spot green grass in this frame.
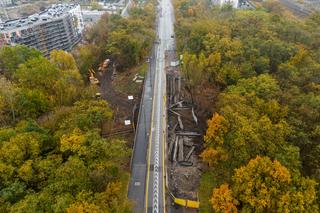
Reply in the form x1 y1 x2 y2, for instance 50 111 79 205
199 171 217 213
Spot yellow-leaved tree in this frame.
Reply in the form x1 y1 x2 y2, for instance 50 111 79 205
200 113 228 167
210 156 319 212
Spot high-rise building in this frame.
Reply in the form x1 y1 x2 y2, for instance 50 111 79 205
0 4 84 57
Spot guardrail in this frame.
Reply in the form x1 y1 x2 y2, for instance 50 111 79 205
169 191 200 209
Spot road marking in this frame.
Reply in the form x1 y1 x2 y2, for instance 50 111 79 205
145 55 157 213
162 93 167 213
135 182 141 186
152 47 162 213
145 0 174 211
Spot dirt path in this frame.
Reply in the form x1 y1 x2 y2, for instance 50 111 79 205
97 66 139 135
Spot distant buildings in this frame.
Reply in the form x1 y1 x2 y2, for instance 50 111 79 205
82 10 107 26
212 0 239 8
0 4 84 57
0 0 13 6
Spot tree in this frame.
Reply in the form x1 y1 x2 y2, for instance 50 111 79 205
106 29 142 69
50 50 78 71
181 52 205 102
201 113 228 166
0 45 41 76
67 202 100 213
16 88 50 119
0 78 18 124
50 156 91 195
55 100 113 135
53 69 84 106
73 44 102 78
60 128 87 154
14 56 59 96
210 184 238 213
211 156 319 212
201 75 300 172
0 132 42 166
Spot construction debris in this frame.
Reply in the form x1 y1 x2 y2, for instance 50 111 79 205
169 100 183 109
183 137 194 147
175 131 201 137
177 115 184 130
169 109 180 116
173 135 179 162
166 50 202 212
185 146 195 161
179 161 193 167
178 137 184 162
192 107 198 125
168 135 176 160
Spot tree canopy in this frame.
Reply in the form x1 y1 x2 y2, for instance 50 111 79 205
173 0 320 210
0 46 131 212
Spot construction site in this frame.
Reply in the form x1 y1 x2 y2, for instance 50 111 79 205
165 49 203 212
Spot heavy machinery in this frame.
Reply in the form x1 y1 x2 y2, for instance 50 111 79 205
88 68 100 85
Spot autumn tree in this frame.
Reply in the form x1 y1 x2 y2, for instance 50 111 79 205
201 75 300 173
211 156 319 212
210 184 238 213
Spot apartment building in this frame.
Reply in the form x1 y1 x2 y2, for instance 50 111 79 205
0 4 84 56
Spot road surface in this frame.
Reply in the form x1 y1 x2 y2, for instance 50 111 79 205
145 0 175 212
128 0 175 211
128 45 156 212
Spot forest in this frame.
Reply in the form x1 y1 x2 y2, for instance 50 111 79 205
174 0 320 211
0 47 132 212
0 2 155 212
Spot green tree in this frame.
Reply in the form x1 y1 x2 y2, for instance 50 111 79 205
106 29 142 69
50 50 78 71
0 78 18 124
0 45 41 76
16 88 50 119
14 57 59 96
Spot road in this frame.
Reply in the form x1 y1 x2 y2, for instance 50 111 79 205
128 44 156 212
128 0 175 211
278 0 312 17
145 0 175 212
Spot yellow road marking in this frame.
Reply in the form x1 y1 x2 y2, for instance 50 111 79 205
145 67 156 213
162 93 167 213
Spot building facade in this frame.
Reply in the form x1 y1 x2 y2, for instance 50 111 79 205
212 0 239 8
0 4 84 56
0 0 13 6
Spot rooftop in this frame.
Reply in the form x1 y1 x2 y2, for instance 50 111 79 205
0 4 79 32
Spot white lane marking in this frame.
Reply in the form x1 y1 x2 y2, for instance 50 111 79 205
151 0 175 211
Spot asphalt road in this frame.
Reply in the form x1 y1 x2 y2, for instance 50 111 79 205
128 0 175 211
145 0 175 212
128 44 156 212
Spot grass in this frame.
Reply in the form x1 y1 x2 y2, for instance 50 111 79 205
199 171 218 213
199 167 232 212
